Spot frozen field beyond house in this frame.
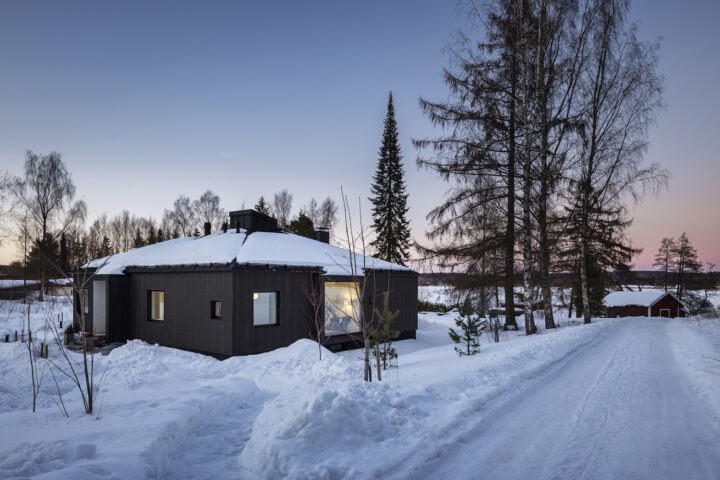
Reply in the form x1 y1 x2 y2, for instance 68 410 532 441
1 293 719 479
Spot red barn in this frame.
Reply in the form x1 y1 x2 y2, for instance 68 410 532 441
604 290 687 318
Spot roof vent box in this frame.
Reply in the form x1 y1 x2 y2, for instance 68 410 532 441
229 209 278 233
315 229 330 244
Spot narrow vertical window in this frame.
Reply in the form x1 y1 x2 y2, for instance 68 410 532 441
150 290 165 321
211 300 222 319
253 292 278 326
80 289 89 315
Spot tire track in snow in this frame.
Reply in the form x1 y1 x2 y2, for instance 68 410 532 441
399 318 720 480
379 321 620 480
543 321 720 480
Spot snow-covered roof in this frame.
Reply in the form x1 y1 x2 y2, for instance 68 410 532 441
603 290 681 308
84 230 414 276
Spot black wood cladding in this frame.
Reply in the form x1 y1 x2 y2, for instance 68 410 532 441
80 266 417 357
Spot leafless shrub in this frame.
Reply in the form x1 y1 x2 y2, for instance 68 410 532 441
303 274 326 360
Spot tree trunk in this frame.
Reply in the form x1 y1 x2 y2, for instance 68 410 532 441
579 194 592 324
375 343 382 382
504 11 519 332
536 0 555 330
519 0 535 336
363 338 372 382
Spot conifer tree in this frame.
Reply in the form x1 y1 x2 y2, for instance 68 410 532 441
288 211 315 239
369 92 410 265
255 196 271 216
156 228 166 243
133 229 145 249
99 236 112 257
58 233 69 273
673 232 701 300
653 237 676 291
369 292 401 370
147 224 158 245
448 299 486 356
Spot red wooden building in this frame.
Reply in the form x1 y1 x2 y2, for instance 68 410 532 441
604 290 687 318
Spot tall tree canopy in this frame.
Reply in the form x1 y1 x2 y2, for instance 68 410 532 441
370 92 411 266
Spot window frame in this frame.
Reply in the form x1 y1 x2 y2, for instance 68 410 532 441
252 291 279 327
148 290 165 321
323 280 362 337
210 300 222 319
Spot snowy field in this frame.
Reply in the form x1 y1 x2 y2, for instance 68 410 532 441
1 294 719 479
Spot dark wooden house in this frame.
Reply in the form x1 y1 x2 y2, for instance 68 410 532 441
604 290 687 318
74 209 418 356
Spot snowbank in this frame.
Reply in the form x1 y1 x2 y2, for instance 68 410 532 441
666 317 720 429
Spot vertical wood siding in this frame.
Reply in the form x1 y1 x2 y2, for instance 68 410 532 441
129 271 234 356
232 269 315 355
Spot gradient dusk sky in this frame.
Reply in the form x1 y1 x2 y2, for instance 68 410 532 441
0 0 718 269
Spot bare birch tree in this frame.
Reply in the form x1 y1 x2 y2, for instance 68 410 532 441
303 274 326 360
571 0 667 323
272 189 293 229
193 190 227 231
11 151 86 300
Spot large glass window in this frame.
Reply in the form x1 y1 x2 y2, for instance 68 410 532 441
253 292 278 326
324 282 362 336
150 290 165 321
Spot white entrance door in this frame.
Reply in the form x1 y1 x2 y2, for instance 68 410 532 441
93 280 107 335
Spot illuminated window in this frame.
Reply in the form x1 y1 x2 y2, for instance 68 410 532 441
149 290 165 321
211 300 222 319
324 282 362 336
253 292 277 326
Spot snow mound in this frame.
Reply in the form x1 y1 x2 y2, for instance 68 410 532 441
104 340 218 389
239 380 409 479
0 440 97 478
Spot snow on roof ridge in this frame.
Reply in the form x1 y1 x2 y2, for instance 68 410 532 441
85 229 414 276
603 290 671 307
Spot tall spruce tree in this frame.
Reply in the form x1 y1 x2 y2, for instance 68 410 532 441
369 92 410 265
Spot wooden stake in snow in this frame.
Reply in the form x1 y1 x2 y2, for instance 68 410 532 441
375 342 382 382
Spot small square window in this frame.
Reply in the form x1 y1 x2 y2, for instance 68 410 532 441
253 292 278 326
211 300 222 319
150 290 165 321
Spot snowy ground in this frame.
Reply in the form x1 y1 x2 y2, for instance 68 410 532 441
1 295 719 479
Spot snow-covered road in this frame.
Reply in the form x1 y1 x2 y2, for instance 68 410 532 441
400 318 720 480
